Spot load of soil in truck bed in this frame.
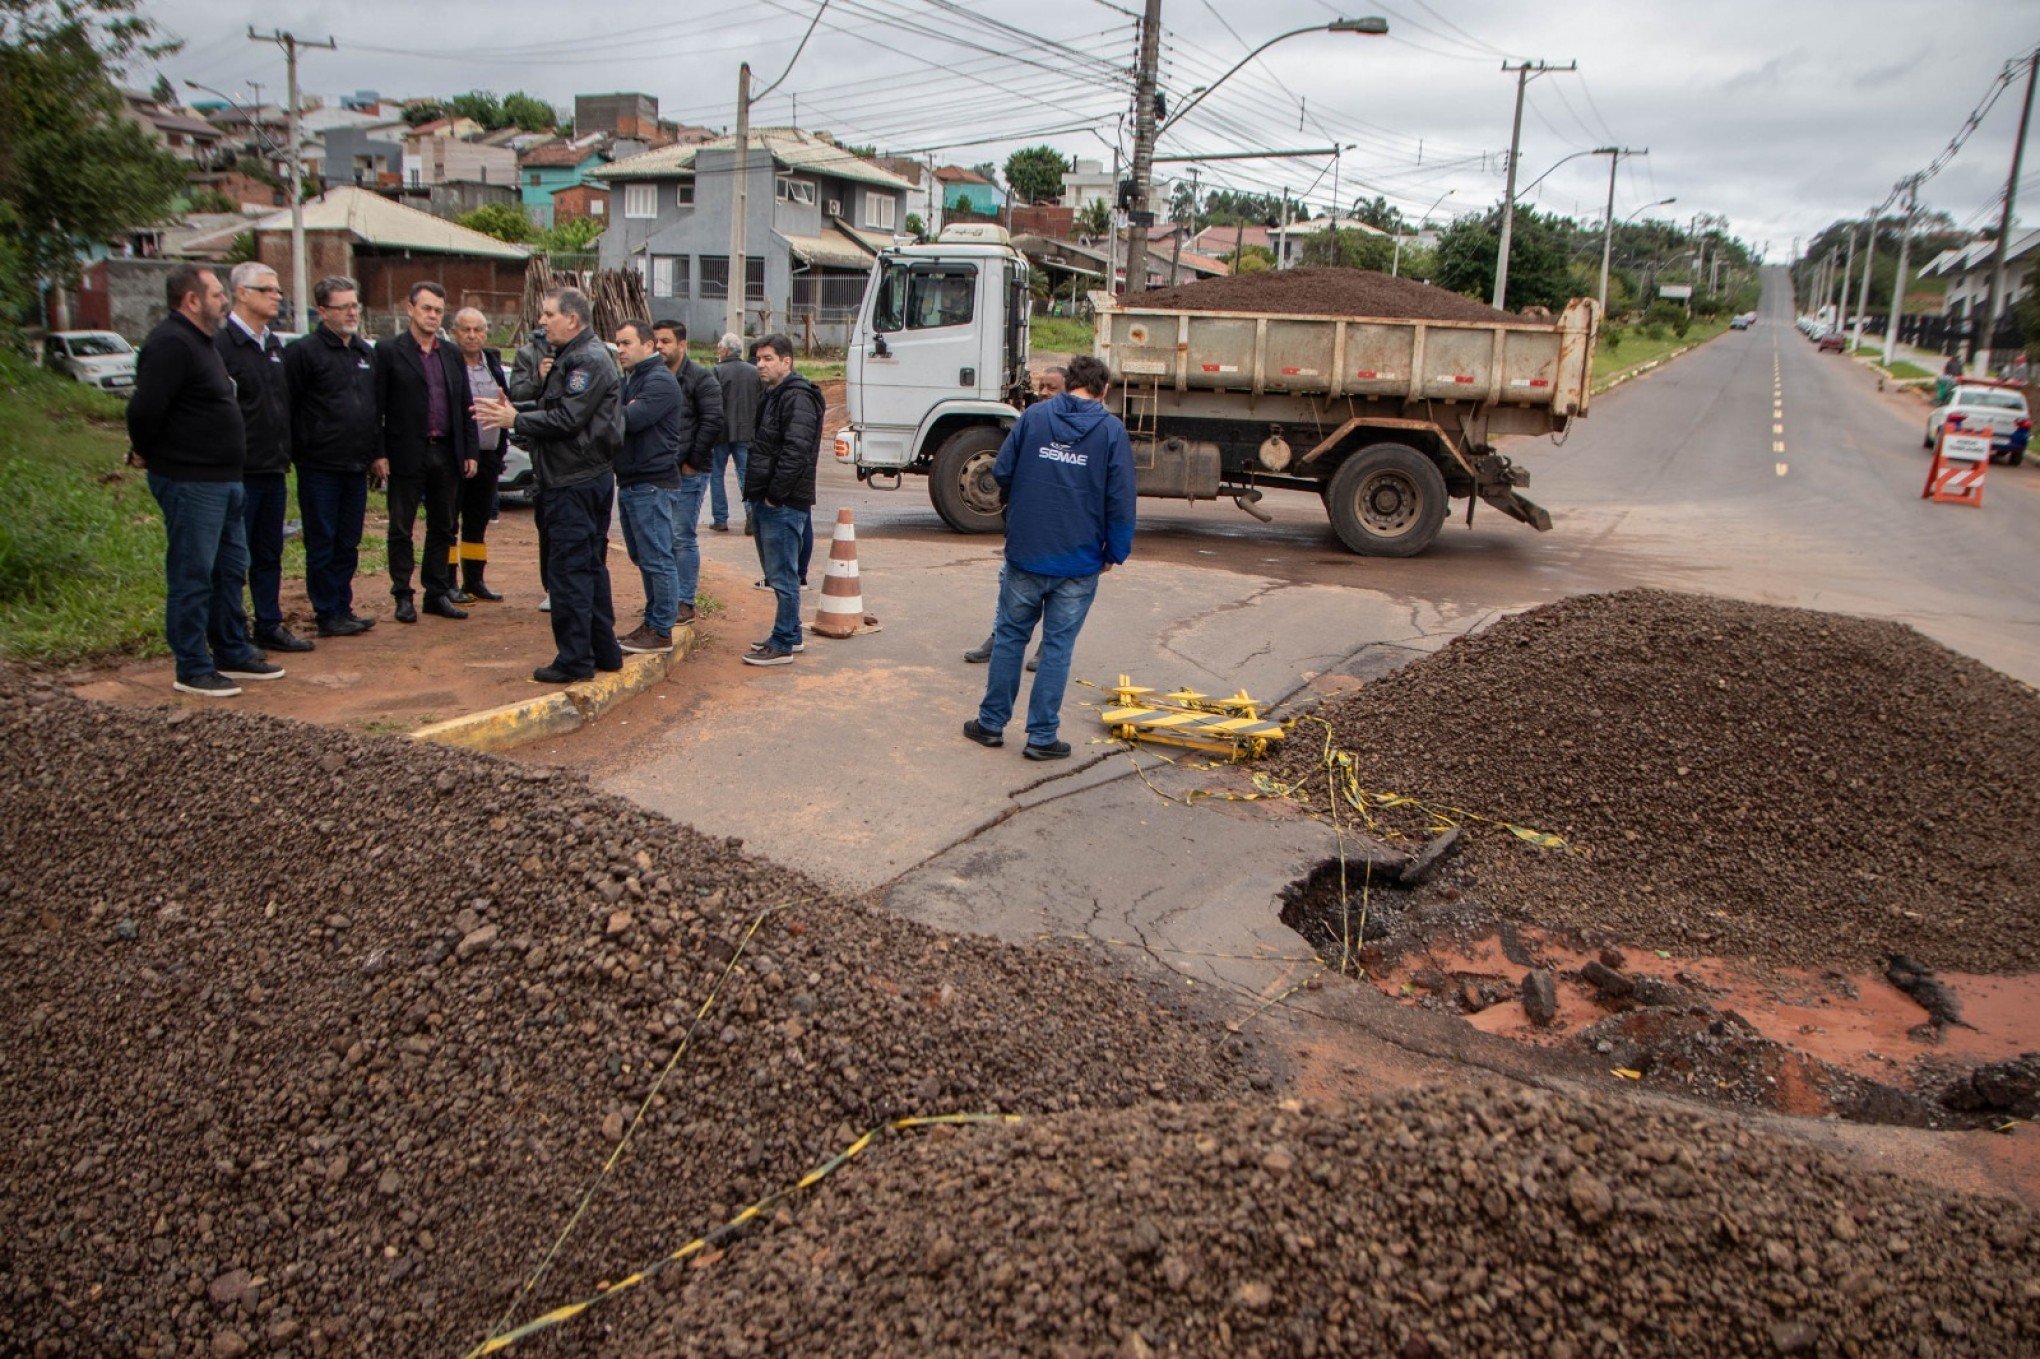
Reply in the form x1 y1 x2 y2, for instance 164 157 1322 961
1123 266 1524 324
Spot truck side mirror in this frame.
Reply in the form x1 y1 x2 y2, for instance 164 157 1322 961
873 335 890 358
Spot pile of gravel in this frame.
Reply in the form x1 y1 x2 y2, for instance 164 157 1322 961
615 1085 2039 1357
1266 590 2040 973
0 676 1243 1357
1124 267 1521 324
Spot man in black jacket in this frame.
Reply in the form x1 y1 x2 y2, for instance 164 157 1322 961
710 332 761 533
740 333 826 666
614 319 684 652
126 264 285 697
214 261 312 654
652 318 725 622
475 286 624 683
375 280 476 622
283 275 380 636
451 307 512 601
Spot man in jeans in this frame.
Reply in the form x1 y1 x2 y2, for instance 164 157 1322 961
708 332 760 533
283 276 380 636
962 354 1134 760
651 318 725 621
740 333 826 666
612 318 683 653
125 264 286 697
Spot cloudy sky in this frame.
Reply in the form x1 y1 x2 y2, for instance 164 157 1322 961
149 0 2037 255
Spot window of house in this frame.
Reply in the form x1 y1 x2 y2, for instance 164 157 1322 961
590 197 605 216
624 183 657 219
650 255 689 298
528 172 542 187
870 262 977 332
775 177 817 206
698 255 767 301
864 193 897 231
674 180 695 206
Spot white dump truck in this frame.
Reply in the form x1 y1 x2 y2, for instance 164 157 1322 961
834 225 1599 556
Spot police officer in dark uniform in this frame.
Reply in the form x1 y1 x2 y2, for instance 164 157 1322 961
474 286 624 682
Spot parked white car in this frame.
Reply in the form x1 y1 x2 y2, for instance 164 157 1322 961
44 330 136 393
1925 381 2031 466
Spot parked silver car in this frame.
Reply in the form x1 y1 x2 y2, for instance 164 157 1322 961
44 330 137 393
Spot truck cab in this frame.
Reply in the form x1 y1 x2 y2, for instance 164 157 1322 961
837 225 1032 530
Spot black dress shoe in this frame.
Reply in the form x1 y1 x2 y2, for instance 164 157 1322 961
317 616 369 638
347 613 377 630
962 719 1003 748
533 665 592 683
445 588 476 605
393 596 418 624
469 582 505 602
423 596 468 620
256 627 316 653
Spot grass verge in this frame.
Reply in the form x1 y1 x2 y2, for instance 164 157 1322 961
1592 318 1730 391
0 350 387 666
1030 315 1095 354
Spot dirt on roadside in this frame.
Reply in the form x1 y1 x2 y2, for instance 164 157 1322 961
1125 267 1524 324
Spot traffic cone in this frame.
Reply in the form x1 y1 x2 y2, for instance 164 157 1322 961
812 508 880 639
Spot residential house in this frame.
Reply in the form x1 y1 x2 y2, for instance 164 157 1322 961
1187 223 1272 259
1060 159 1116 211
397 178 520 221
1013 232 1226 302
1920 229 2040 328
404 115 486 143
936 165 1004 217
551 183 610 230
572 91 712 148
124 92 225 166
592 127 910 346
316 125 404 190
519 136 613 228
402 131 516 193
251 186 531 336
869 156 939 235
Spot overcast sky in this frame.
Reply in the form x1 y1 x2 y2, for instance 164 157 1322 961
149 0 2038 256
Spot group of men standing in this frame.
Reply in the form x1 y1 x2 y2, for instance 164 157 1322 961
124 261 827 694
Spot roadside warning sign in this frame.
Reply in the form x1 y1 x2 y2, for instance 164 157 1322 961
1923 421 1989 508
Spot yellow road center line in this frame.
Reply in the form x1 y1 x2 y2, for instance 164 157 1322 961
1776 462 1789 477
1772 440 1785 453
1773 423 1783 433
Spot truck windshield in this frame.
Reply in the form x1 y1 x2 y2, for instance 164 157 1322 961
871 262 977 332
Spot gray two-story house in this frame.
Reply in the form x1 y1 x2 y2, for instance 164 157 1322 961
592 127 909 348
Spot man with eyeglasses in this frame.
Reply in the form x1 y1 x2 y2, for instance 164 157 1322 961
213 262 311 653
283 276 381 636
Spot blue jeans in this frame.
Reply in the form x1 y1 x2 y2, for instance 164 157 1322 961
753 502 808 651
148 474 262 682
297 466 368 623
977 565 1100 748
616 480 680 635
673 472 706 606
241 472 289 633
709 442 748 526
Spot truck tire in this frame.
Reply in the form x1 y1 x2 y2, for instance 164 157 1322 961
1325 443 1449 557
930 426 1007 535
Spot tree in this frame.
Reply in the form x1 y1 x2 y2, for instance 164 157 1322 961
148 69 170 104
1074 199 1110 238
456 202 535 243
499 91 556 132
0 0 187 330
1348 194 1407 235
446 90 505 129
1227 243 1275 273
903 212 927 242
1300 228 1397 272
403 100 447 126
1431 207 1573 311
533 214 602 253
1002 145 1070 205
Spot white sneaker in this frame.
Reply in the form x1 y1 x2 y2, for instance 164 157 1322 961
539 594 551 613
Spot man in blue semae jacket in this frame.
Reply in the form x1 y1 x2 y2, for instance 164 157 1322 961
962 353 1135 760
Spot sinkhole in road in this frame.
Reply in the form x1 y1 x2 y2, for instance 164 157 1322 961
1277 856 2040 1134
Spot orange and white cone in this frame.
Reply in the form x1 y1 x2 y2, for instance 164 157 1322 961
812 508 880 639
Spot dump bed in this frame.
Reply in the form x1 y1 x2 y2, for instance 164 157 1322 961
1096 294 1599 419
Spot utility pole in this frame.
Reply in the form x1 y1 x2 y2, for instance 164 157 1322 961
1852 210 1878 351
1493 59 1575 310
1976 49 2037 373
726 63 752 340
1122 0 1164 293
1836 227 1855 329
1595 146 1645 312
1276 189 1292 270
248 27 335 334
1883 180 1920 367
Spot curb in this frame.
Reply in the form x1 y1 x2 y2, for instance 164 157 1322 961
410 623 696 754
1593 328 1723 396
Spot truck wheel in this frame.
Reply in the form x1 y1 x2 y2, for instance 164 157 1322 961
930 426 1007 535
1325 443 1449 557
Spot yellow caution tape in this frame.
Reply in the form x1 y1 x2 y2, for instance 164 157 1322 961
463 1112 1022 1357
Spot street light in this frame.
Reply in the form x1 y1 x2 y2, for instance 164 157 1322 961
1160 18 1388 137
1622 196 1676 226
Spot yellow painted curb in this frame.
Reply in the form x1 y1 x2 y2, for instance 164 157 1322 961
412 624 695 754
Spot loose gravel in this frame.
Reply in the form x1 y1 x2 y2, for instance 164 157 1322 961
616 1085 2040 1358
1267 590 2040 973
0 674 1243 1357
1125 266 1522 324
